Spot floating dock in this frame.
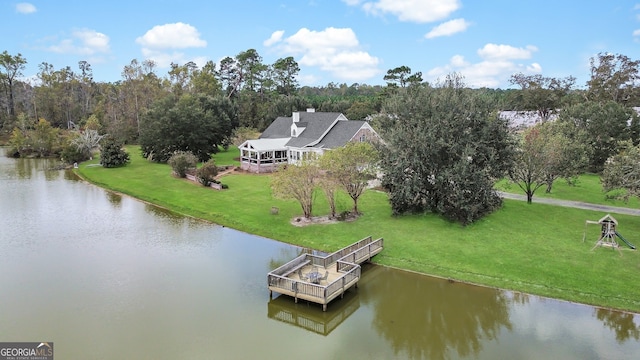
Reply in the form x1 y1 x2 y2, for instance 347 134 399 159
267 236 383 311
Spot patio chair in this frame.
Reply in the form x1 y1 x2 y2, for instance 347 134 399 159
319 271 329 283
298 269 307 281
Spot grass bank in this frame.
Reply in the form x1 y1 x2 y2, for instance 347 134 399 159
77 146 640 313
496 175 640 209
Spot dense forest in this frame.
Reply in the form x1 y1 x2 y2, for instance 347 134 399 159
1 49 639 152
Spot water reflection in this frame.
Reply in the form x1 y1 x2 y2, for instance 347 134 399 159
105 191 122 207
10 155 62 180
267 291 360 336
596 308 640 343
368 268 512 359
509 291 531 306
144 204 189 224
63 169 81 181
14 157 34 178
268 246 307 271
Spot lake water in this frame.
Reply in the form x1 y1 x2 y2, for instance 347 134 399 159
1 148 639 359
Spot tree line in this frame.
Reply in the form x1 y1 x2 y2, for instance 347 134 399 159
2 49 640 224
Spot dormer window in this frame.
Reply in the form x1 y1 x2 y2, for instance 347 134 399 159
292 128 297 137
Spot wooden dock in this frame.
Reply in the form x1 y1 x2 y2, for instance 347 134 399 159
267 236 383 311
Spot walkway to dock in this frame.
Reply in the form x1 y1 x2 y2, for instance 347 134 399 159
267 236 383 311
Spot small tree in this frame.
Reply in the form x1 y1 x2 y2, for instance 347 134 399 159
168 151 198 178
100 136 130 168
196 160 218 186
271 158 319 219
60 141 88 164
320 141 378 214
7 127 28 157
31 118 60 157
602 141 640 201
71 129 103 159
317 172 338 219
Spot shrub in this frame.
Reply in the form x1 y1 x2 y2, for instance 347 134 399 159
60 143 88 164
196 160 219 186
100 136 130 168
168 151 197 178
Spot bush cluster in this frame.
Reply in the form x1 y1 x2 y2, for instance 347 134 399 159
196 160 218 186
168 151 198 178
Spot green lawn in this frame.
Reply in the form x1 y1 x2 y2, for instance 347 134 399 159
77 146 640 313
496 174 640 209
213 145 241 167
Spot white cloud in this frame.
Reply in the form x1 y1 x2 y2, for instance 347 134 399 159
265 27 380 83
136 22 206 49
427 43 541 88
263 30 284 46
139 49 209 70
349 0 460 23
634 29 640 37
298 73 321 85
136 23 207 70
477 43 538 60
16 2 36 14
425 18 470 39
527 63 542 73
47 29 110 56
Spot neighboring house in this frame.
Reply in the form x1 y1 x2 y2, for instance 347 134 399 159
499 110 559 129
500 107 640 130
239 109 380 173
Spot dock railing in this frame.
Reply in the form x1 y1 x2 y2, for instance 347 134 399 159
268 236 383 311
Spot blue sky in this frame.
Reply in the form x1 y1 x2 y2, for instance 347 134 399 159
2 0 639 88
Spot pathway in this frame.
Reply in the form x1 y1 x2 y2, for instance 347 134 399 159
498 191 640 216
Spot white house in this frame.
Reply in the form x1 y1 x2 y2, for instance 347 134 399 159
239 109 380 173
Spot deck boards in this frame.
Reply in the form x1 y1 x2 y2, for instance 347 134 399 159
267 236 383 311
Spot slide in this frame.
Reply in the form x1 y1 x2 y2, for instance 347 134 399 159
615 231 637 250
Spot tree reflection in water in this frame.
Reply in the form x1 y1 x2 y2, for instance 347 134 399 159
596 308 640 343
105 191 122 207
268 247 307 272
368 268 512 359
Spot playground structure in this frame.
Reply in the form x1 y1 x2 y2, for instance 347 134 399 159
583 214 636 254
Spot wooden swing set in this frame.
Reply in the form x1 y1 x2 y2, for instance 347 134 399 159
583 214 636 255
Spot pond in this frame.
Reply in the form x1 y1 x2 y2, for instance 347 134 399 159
1 148 638 359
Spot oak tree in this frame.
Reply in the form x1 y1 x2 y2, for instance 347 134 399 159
379 74 515 224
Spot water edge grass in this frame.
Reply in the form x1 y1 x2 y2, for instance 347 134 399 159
76 146 640 313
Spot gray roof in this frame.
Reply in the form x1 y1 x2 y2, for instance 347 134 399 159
315 121 367 149
260 116 292 138
259 111 353 148
287 112 343 147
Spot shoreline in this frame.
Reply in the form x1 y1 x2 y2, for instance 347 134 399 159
73 150 640 314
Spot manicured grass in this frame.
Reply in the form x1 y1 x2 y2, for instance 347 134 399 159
213 145 241 167
496 174 640 209
77 146 640 313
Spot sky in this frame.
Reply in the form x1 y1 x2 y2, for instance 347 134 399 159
2 0 639 89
